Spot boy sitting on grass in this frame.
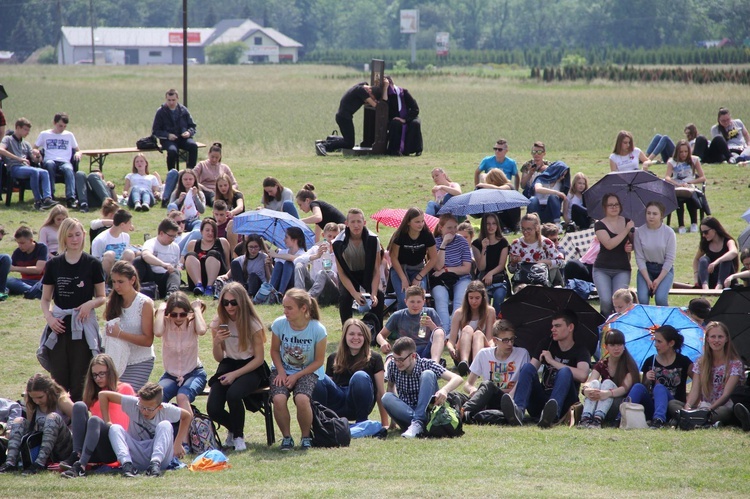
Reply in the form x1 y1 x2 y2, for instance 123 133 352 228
0 225 48 300
376 286 446 363
382 337 463 438
99 382 191 477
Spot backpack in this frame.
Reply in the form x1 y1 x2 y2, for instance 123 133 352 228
189 405 221 454
139 281 160 300
253 282 282 305
310 401 350 448
20 431 43 469
136 135 161 151
425 392 465 438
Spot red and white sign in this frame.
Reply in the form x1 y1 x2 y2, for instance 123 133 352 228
169 32 201 44
436 32 449 56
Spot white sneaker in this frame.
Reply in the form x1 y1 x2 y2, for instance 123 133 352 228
678 226 687 234
225 432 234 448
690 223 699 233
233 437 247 451
401 420 424 438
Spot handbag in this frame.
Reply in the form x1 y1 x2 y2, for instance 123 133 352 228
136 135 161 151
619 399 648 430
677 408 712 431
431 271 459 289
512 262 550 287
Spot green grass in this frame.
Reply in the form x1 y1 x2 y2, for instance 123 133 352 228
1 65 750 497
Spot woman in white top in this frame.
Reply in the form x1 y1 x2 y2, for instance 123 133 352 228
609 130 652 172
425 168 462 216
207 283 270 451
103 261 155 392
447 280 496 376
123 154 161 212
664 139 707 234
634 201 676 306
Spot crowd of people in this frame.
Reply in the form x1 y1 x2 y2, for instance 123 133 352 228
1 96 750 478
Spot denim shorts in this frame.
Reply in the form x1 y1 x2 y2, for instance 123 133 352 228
158 365 208 403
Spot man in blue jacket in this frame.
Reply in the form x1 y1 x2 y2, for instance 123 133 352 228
152 89 198 171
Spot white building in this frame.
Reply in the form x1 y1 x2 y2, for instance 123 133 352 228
57 19 302 65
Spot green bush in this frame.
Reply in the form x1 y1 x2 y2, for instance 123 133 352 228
37 46 56 64
206 42 246 65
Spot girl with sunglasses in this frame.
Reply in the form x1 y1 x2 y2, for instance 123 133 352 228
154 291 208 452
207 283 270 451
60 354 135 478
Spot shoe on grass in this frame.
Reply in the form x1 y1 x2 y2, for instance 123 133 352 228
501 393 523 426
60 461 85 479
121 461 138 478
146 460 162 477
193 283 205 296
233 437 247 451
401 420 424 439
280 436 295 451
539 399 558 428
315 142 328 156
41 197 59 209
678 226 687 234
59 451 80 471
457 360 470 376
300 437 312 450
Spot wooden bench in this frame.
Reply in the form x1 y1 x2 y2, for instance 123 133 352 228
197 385 275 446
667 288 724 297
80 141 205 172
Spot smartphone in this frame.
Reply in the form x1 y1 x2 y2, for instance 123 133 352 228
219 324 229 332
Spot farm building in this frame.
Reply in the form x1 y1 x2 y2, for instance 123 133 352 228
57 19 302 65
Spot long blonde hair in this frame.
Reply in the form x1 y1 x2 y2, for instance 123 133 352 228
57 218 85 253
217 282 266 351
699 322 741 401
41 204 69 228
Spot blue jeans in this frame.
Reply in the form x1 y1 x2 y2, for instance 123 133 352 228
381 370 438 428
75 171 112 208
128 186 155 208
646 134 675 163
626 382 672 422
592 267 631 318
281 200 299 218
512 363 579 419
485 280 508 307
527 195 562 224
390 266 426 310
0 254 10 292
270 260 295 294
10 165 52 201
6 278 43 298
312 371 375 422
431 274 471 331
425 194 453 216
44 159 75 200
163 169 180 208
636 265 673 306
158 366 208 403
179 228 201 256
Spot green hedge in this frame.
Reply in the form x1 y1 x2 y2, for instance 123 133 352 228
531 66 750 84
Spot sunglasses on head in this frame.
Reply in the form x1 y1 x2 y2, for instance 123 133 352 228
221 299 239 307
169 312 188 318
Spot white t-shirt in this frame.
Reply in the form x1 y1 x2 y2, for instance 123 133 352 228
126 173 160 192
91 229 131 260
142 237 180 274
35 130 79 163
469 346 530 391
609 147 642 172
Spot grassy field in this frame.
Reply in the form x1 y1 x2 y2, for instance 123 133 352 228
1 65 749 497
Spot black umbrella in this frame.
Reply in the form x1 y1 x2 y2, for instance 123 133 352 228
499 286 604 357
0 84 7 102
706 288 750 365
584 170 677 226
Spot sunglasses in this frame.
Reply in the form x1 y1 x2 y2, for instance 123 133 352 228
701 229 711 235
531 149 545 154
169 312 188 318
493 147 506 152
221 299 239 307
174 220 186 225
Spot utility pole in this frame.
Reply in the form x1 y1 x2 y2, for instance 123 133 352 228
89 0 95 65
182 0 188 107
58 0 65 64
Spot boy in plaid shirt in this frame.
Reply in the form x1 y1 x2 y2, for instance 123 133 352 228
382 337 462 438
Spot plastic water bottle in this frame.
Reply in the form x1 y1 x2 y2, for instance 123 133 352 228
418 311 428 338
321 251 332 271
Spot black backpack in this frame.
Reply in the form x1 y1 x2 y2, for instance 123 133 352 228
136 135 161 151
311 401 350 448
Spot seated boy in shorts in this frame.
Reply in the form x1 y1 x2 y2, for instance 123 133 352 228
376 286 445 363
